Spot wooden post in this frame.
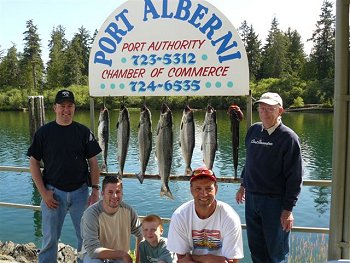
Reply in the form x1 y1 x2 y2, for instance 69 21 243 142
328 0 350 260
246 90 252 129
28 96 45 142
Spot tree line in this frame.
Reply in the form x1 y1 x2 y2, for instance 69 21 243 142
0 0 336 111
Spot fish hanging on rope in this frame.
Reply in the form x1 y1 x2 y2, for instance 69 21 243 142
180 105 195 176
136 104 152 184
116 103 130 178
97 106 109 172
228 104 244 178
201 105 217 170
155 103 174 199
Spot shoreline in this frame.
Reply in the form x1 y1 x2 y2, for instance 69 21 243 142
0 240 77 263
285 104 333 113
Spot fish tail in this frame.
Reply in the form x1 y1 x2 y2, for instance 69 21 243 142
160 183 174 200
117 172 123 180
185 166 192 176
101 162 107 173
136 172 145 184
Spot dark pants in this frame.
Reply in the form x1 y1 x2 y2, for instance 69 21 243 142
245 192 290 263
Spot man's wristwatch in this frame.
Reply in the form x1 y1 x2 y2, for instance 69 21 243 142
91 184 100 190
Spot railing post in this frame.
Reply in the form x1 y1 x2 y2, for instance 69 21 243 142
246 90 252 129
328 0 350 260
90 97 95 134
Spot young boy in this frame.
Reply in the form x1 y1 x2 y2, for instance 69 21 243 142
139 214 176 263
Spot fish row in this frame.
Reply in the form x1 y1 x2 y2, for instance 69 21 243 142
97 103 243 200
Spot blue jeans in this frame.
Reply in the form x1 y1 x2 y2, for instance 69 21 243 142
245 192 290 263
38 183 88 263
82 254 123 263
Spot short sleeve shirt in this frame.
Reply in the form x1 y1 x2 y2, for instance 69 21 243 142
27 121 101 191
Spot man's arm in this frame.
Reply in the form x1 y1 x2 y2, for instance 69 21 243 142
87 156 100 205
29 156 59 209
235 186 245 204
97 248 133 263
177 253 196 263
134 236 142 263
280 210 294 232
177 253 237 263
192 254 237 263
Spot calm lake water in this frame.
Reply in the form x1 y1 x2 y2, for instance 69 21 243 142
0 109 333 262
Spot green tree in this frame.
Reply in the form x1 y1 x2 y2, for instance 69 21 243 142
0 45 20 88
308 0 335 79
74 26 92 77
285 28 306 77
260 17 290 79
238 20 250 44
91 29 98 47
63 41 83 87
46 25 67 89
245 25 262 81
292 96 305 108
303 79 333 105
62 26 91 86
0 45 5 60
21 20 44 92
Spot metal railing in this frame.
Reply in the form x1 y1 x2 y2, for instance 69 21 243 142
0 165 331 235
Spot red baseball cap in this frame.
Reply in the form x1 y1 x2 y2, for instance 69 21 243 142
190 167 217 183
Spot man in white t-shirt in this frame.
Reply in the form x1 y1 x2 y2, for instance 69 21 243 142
167 167 244 263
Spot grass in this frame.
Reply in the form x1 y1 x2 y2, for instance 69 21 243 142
289 233 328 263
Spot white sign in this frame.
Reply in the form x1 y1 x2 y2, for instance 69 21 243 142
89 0 249 97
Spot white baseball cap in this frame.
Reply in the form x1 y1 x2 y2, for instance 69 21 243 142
256 92 283 107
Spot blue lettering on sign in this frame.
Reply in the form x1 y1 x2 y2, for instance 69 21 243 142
143 0 241 63
94 0 242 66
94 9 134 66
174 0 192 21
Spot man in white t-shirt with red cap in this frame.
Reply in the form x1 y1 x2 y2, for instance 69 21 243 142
167 166 244 263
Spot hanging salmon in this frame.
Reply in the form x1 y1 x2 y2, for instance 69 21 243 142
97 106 109 172
180 105 195 176
155 103 173 199
228 104 244 178
116 104 130 178
137 105 152 184
201 105 217 170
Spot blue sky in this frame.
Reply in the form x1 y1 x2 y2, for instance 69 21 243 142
0 0 327 63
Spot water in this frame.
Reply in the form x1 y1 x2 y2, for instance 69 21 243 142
0 109 333 262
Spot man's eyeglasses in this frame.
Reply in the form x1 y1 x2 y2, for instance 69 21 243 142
192 168 214 177
257 106 278 113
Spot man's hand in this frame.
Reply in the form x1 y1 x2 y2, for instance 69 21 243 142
178 254 233 263
191 254 232 263
88 189 99 206
121 251 133 263
177 253 196 263
235 186 245 204
42 189 59 209
280 210 294 232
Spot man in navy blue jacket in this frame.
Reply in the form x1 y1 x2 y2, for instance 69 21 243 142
236 92 303 263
